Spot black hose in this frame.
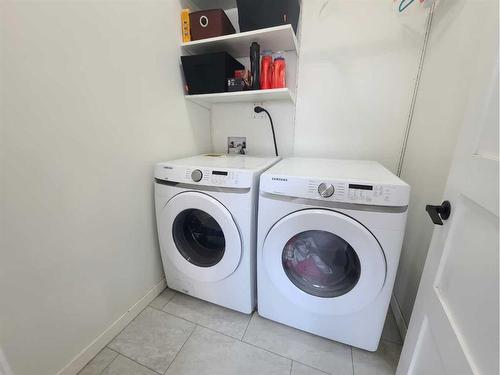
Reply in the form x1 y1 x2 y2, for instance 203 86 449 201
254 106 278 157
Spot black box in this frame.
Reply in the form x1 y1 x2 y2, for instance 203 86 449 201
181 52 244 95
236 0 300 34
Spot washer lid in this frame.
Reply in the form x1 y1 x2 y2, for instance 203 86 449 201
159 191 242 282
262 209 386 315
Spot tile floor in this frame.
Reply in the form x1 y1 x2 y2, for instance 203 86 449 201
79 288 403 375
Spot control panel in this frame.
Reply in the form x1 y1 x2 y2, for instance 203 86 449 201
154 163 253 188
260 175 410 207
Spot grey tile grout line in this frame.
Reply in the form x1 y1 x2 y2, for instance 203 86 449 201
380 337 403 346
106 302 151 348
102 305 166 375
240 310 254 341
290 360 330 375
350 346 355 375
289 360 293 375
93 349 119 375
240 338 331 375
158 308 247 341
152 290 177 310
162 325 197 375
239 329 336 374
101 349 163 375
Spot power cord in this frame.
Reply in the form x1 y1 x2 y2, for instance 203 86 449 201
254 106 279 157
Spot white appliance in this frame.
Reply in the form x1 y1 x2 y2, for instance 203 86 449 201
257 158 410 351
155 153 280 314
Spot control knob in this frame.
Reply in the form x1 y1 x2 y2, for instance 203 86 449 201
191 169 203 182
318 183 334 198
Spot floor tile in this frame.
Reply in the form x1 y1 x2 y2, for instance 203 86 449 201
352 340 402 375
78 348 118 375
108 307 194 373
101 355 158 375
149 288 176 310
163 293 251 339
381 310 402 345
243 314 353 375
166 326 291 375
292 361 329 375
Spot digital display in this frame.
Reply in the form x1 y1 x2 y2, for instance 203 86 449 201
349 184 373 191
212 170 228 176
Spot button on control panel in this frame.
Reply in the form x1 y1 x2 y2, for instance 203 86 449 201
317 182 335 198
191 169 203 182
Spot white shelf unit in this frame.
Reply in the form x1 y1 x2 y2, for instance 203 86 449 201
181 24 299 57
185 88 295 108
181 25 299 106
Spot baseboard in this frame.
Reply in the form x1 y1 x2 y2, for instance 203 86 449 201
56 279 167 375
390 294 408 341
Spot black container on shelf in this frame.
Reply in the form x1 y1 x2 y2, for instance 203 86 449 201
236 0 300 34
250 42 260 90
181 52 244 95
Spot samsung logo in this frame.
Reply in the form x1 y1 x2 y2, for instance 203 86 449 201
163 166 173 170
272 177 288 182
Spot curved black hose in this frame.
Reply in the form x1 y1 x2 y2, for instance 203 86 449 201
254 106 278 157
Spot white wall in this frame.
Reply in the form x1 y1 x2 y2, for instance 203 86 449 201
211 101 296 156
394 0 500 325
293 0 429 171
210 1 430 170
0 2 211 375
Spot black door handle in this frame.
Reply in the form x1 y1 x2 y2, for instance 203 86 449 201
425 201 451 225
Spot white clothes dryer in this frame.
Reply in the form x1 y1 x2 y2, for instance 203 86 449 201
257 158 410 350
155 154 279 314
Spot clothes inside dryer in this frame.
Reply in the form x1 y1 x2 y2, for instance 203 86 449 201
282 230 361 298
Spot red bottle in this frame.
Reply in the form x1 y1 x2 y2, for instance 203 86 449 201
271 53 286 89
260 52 273 90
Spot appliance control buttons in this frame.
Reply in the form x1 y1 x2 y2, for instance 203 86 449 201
318 183 335 198
191 169 203 182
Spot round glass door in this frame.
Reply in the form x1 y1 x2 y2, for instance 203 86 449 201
173 208 225 267
282 230 360 298
159 191 242 282
262 209 386 315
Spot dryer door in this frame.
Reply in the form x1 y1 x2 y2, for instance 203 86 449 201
159 191 242 282
262 209 386 315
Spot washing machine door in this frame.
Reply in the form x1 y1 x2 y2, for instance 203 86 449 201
262 209 386 315
160 191 242 282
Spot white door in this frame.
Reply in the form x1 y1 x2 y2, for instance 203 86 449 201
159 191 242 282
262 209 386 315
396 30 499 375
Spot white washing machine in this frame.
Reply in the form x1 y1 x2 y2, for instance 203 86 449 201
257 158 410 351
155 154 280 314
